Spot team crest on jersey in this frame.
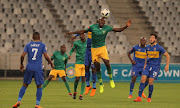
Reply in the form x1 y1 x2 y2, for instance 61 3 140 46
154 48 156 51
102 31 106 34
138 49 140 51
66 66 75 78
63 57 65 61
148 48 149 50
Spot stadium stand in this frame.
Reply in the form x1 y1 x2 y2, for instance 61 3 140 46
0 0 179 72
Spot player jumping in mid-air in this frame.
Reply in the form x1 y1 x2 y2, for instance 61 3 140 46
69 34 87 100
134 34 170 102
13 32 54 108
65 17 131 93
42 44 72 96
127 37 148 99
71 32 97 96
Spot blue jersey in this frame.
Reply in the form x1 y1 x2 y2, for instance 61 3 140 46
130 44 146 68
146 43 166 66
24 41 47 70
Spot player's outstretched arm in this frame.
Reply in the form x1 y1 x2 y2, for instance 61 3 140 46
43 52 54 69
164 52 170 72
127 51 136 65
65 30 88 36
20 52 27 72
112 19 132 32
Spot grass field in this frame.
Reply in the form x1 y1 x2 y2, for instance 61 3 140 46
0 80 180 108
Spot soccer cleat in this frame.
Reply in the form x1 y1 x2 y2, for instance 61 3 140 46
69 93 72 96
142 92 147 98
90 88 96 96
110 80 115 88
85 86 91 95
73 92 77 99
147 98 151 102
134 96 142 102
35 105 43 108
100 85 104 93
128 95 132 99
13 101 21 108
79 95 83 100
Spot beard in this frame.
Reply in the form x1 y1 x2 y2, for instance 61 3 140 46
150 41 155 44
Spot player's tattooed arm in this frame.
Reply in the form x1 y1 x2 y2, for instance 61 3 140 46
43 52 55 69
20 52 27 72
164 52 170 72
112 19 132 32
65 30 88 36
127 51 136 65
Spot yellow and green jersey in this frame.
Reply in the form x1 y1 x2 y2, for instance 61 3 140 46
51 51 68 70
69 40 87 64
86 24 113 48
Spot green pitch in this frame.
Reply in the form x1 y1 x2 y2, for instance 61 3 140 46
0 80 180 108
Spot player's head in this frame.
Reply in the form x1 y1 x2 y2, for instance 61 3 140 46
140 37 146 46
80 33 85 41
98 17 106 27
33 32 40 40
60 44 66 53
150 34 157 44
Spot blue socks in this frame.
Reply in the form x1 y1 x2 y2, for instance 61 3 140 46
18 86 27 102
138 83 145 97
148 85 153 98
92 73 96 88
36 88 42 105
85 71 90 87
129 82 135 95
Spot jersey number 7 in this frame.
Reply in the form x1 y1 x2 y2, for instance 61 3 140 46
32 48 38 60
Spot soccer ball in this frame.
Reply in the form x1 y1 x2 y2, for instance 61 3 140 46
101 9 110 18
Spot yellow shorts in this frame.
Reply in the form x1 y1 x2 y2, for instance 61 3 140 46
75 64 85 77
91 46 109 63
49 69 66 80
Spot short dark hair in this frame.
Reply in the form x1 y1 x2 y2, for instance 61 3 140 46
33 32 40 40
150 34 157 39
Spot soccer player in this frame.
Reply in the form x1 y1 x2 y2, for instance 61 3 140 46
69 33 87 100
41 44 72 96
71 32 97 97
13 32 54 108
65 17 131 93
127 37 148 99
134 34 170 102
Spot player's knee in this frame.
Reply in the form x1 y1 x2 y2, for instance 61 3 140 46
23 83 29 88
48 76 53 81
75 77 80 82
149 80 154 85
131 77 136 83
85 67 90 72
82 76 85 82
62 76 66 82
37 85 42 88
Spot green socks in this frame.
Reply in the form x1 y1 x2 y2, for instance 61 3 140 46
80 82 85 95
42 80 49 90
107 67 113 80
97 71 103 85
74 81 79 92
64 81 71 93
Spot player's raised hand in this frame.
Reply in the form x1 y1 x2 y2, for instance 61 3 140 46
65 32 72 36
20 64 24 72
164 65 169 72
126 19 132 27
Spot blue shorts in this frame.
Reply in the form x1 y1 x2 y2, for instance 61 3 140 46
23 68 44 85
131 66 143 77
142 65 160 80
85 48 95 68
